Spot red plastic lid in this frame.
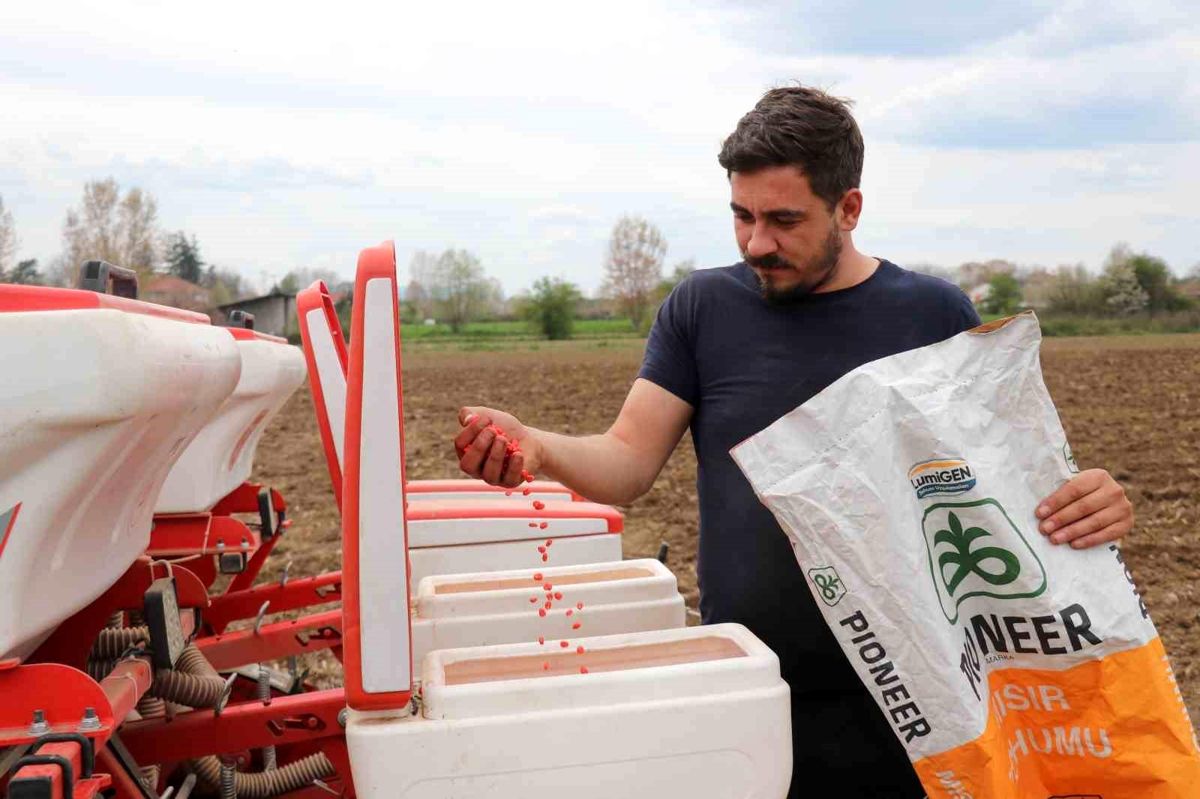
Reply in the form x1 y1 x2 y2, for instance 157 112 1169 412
226 327 289 344
0 284 211 324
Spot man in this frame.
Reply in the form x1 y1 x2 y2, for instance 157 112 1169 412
452 86 1134 797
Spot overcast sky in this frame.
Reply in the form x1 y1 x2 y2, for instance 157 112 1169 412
2 0 1197 296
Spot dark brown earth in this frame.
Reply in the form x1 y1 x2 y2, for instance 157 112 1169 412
250 334 1200 724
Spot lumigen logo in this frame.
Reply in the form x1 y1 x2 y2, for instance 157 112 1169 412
922 499 1047 624
909 457 976 500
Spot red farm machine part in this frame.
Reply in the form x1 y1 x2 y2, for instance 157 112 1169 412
0 248 790 799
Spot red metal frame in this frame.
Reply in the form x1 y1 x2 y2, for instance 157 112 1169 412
0 283 210 323
196 610 342 671
0 662 115 747
120 689 346 764
147 514 259 558
6 739 111 799
297 280 349 508
205 572 342 634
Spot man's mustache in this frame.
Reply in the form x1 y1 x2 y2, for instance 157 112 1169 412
745 253 793 271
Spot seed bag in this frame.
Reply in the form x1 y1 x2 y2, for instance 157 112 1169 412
730 313 1200 798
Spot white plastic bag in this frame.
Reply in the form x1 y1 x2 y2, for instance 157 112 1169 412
731 313 1200 798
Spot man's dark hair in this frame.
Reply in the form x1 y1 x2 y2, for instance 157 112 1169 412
718 85 864 209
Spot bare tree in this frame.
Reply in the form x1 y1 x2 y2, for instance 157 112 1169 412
61 178 161 282
408 250 439 321
432 248 494 332
603 215 666 331
0 196 15 279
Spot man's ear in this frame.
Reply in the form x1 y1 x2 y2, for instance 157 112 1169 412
838 189 864 231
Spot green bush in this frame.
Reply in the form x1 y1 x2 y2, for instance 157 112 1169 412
523 277 583 340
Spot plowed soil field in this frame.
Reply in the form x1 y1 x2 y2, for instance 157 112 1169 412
251 334 1200 723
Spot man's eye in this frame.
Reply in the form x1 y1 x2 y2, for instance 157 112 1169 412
734 213 753 223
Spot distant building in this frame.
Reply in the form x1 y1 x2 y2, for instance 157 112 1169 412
142 275 212 312
213 291 298 338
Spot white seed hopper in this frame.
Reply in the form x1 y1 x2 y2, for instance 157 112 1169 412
0 284 241 661
408 558 684 679
155 327 306 514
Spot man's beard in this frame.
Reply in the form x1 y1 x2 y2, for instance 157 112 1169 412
746 225 843 306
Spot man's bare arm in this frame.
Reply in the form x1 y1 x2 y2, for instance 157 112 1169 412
455 378 692 506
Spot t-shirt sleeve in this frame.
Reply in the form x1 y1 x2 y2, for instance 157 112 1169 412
638 279 699 407
949 287 982 333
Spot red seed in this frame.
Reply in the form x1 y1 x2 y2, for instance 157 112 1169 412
528 522 539 528
543 583 552 591
576 602 584 610
505 490 513 496
533 572 543 581
580 666 588 674
554 591 563 600
529 597 537 604
542 554 548 562
545 601 552 609
538 636 544 645
572 622 581 630
576 646 585 654
522 488 532 496
533 501 545 510
545 592 552 600
560 641 569 648
543 661 550 670
565 609 573 616
537 546 546 553
539 522 548 530
521 470 534 483
538 608 546 617
545 539 554 546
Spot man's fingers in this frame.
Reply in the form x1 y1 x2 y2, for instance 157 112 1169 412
500 451 525 488
459 406 487 426
1070 521 1130 550
459 426 496 477
480 435 509 485
453 414 491 457
1036 469 1106 519
1040 483 1124 534
1048 502 1129 545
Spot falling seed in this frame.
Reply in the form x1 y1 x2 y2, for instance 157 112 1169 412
538 636 545 645
545 592 552 600
529 597 538 604
542 554 548 562
545 601 552 609
554 591 563 600
543 662 550 670
528 522 539 528
538 608 546 617
545 539 554 546
505 490 513 497
572 622 581 630
533 572 543 581
539 522 548 530
543 583 553 591
537 546 546 553
576 646 585 654
577 602 584 610
522 488 532 496
533 501 546 510
560 641 569 648
580 666 588 674
566 609 573 616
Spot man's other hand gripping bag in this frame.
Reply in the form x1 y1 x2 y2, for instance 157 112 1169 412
731 313 1200 798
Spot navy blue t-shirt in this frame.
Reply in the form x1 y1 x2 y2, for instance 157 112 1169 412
639 259 979 793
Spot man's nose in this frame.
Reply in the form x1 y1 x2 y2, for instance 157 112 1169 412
745 224 777 258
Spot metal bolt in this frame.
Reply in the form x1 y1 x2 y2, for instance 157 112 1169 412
240 537 249 550
337 708 348 728
78 706 101 731
216 540 226 550
29 709 49 735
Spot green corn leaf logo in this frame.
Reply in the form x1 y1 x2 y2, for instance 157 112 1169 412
934 511 1021 595
921 499 1048 624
